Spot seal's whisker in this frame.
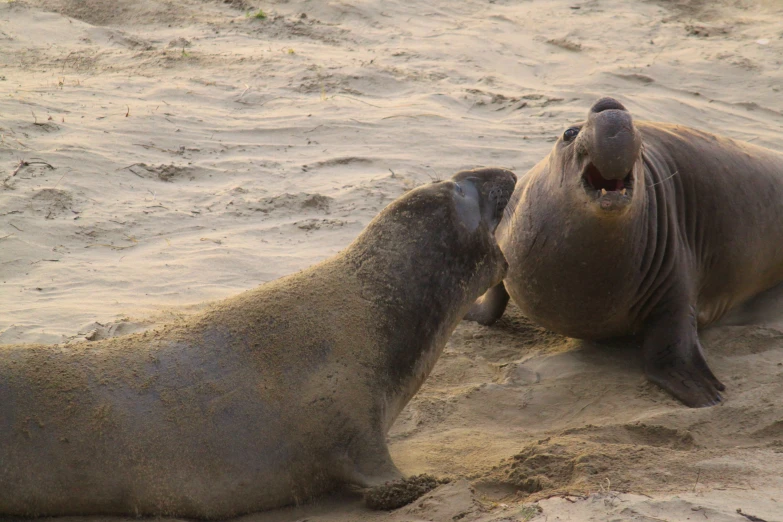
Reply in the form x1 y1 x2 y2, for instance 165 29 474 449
648 170 679 188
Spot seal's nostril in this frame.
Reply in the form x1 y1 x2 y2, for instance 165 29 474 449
591 97 627 114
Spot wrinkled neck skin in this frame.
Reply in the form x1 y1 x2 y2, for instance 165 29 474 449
501 143 684 339
343 222 506 432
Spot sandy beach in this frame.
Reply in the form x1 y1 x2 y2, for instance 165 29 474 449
2 0 783 520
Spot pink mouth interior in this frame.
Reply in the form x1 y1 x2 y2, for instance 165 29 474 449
584 163 629 192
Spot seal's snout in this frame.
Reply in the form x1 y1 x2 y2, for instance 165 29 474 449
574 97 642 213
590 97 628 114
482 170 517 230
585 98 640 182
488 183 513 227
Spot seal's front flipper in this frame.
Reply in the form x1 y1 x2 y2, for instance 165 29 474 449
463 282 509 326
336 436 403 489
363 474 443 510
642 308 725 408
337 447 438 511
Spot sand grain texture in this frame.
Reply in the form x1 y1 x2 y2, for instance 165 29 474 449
2 0 783 520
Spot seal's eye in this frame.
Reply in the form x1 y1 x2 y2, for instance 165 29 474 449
454 183 465 197
563 127 579 142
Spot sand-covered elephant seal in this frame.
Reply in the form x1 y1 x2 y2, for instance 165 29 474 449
467 97 783 408
0 168 516 518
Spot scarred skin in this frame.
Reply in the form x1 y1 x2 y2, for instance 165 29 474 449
467 97 783 408
0 168 515 519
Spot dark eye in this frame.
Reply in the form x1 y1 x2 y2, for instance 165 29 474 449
454 183 465 197
563 127 579 142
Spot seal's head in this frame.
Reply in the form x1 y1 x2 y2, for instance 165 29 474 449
451 167 517 237
415 168 517 287
555 97 643 215
349 167 516 301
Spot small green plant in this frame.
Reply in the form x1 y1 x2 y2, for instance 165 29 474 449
519 504 543 521
247 9 266 19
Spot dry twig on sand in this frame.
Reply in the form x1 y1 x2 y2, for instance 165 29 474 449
3 159 54 188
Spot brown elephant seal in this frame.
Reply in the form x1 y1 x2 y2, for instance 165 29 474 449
0 168 516 518
467 97 783 408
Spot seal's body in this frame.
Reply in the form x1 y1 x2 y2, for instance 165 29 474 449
468 97 783 407
0 168 515 518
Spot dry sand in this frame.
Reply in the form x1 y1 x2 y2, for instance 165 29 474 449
2 0 783 520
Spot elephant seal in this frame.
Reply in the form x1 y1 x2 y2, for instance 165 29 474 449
0 168 516 518
468 97 783 408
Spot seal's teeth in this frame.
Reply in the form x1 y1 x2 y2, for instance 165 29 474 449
621 188 627 196
601 188 607 196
